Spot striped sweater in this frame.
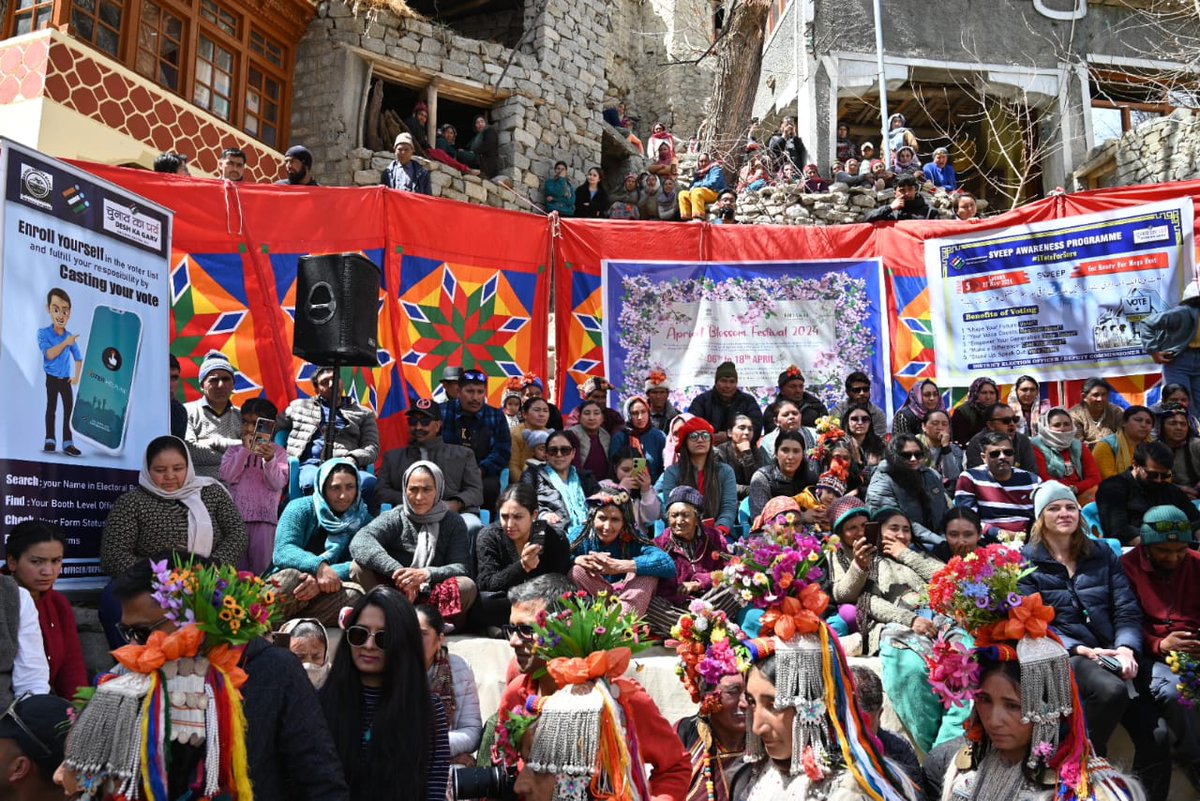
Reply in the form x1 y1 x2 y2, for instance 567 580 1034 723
953 467 1041 535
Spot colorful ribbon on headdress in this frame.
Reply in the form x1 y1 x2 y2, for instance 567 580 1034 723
546 648 632 686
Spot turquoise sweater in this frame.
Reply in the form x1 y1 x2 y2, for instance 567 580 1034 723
571 535 675 581
271 497 362 579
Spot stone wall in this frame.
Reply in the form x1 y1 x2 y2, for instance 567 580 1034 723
291 0 612 197
350 148 536 210
1073 109 1200 190
731 182 959 225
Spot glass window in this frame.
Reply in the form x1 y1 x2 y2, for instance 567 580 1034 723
193 32 235 120
135 0 184 91
1090 106 1124 147
13 0 54 35
199 0 237 37
244 63 281 147
72 0 124 57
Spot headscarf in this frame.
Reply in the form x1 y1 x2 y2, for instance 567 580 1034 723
138 435 225 558
900 379 942 423
1007 375 1050 436
402 460 448 568
312 457 370 535
752 495 801 532
663 412 696 467
1030 407 1082 480
624 395 651 435
966 377 998 413
1155 403 1194 442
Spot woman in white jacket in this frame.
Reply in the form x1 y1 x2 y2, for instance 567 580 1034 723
416 604 483 762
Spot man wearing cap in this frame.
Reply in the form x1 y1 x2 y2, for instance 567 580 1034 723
440 369 511 510
763 365 826 433
687 362 764 445
0 694 70 801
381 133 431 195
922 147 957 191
404 101 431 151
438 365 463 402
829 371 887 437
276 145 318 185
1097 440 1200 546
644 372 679 434
1122 504 1200 792
1138 278 1200 407
376 398 484 541
184 352 242 479
277 366 380 496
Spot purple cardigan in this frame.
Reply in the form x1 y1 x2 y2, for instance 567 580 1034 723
653 526 730 605
219 443 289 523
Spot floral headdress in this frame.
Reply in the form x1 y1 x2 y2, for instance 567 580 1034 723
926 545 1097 798
526 591 653 801
713 516 910 799
811 426 849 466
668 600 749 716
573 483 649 548
65 557 279 801
520 371 544 390
644 368 669 391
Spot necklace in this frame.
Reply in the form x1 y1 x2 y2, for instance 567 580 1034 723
968 749 1031 801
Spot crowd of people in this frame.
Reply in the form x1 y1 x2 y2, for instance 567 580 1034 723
12 330 1200 801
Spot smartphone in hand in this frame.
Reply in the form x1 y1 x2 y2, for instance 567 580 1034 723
254 417 275 447
632 457 648 475
1096 654 1123 674
863 521 882 549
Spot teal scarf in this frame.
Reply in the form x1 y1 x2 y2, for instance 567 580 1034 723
312 457 370 537
541 464 589 526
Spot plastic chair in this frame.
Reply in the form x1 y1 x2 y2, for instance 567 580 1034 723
500 468 510 492
481 509 492 525
738 497 751 527
1080 502 1103 537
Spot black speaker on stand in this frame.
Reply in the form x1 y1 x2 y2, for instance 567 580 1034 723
293 253 381 459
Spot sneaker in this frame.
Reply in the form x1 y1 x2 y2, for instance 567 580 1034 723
43 441 55 452
62 445 81 457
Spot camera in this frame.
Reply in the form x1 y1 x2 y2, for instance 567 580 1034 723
720 207 736 221
451 766 517 800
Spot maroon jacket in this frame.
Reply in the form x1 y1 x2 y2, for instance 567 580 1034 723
1121 546 1200 658
654 527 729 606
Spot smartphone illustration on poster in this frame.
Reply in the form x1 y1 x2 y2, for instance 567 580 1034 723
70 306 142 454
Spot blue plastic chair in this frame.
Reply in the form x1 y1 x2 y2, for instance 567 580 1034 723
1080 502 1121 556
738 497 751 527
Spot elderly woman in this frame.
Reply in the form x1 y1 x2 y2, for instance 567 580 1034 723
1157 403 1200 497
645 486 732 635
1069 377 1125 446
1030 406 1100 503
830 503 943 655
281 617 329 687
891 379 943 436
657 417 739 535
520 429 601 537
349 461 476 627
416 604 482 765
1093 404 1154 479
569 483 675 615
951 377 1000 447
269 457 367 625
101 435 246 577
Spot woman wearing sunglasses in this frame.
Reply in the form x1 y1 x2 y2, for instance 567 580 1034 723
320 587 450 801
1018 481 1163 776
657 417 739 536
865 435 950 552
518 430 601 538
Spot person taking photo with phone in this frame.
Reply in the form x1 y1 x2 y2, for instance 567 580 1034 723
219 397 288 574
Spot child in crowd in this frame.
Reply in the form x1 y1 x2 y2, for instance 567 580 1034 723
219 396 288 573
38 287 83 456
521 428 549 473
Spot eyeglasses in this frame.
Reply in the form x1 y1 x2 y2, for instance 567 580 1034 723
117 615 171 645
1 694 50 757
501 623 536 640
848 386 870 394
1141 468 1173 482
900 451 923 461
1147 519 1190 533
345 626 389 649
848 416 870 423
687 431 712 442
546 446 574 456
990 416 1016 425
986 448 1015 458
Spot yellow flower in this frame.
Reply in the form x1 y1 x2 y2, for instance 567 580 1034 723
230 620 241 633
219 609 234 622
222 596 238 609
263 591 276 604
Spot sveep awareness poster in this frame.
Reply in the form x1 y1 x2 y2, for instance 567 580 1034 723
0 139 171 588
925 198 1195 383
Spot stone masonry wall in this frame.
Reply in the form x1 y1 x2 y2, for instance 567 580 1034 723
1074 109 1200 190
291 0 612 199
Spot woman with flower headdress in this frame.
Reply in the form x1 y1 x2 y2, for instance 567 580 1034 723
1015 481 1165 793
657 417 739 536
1155 402 1200 496
952 378 1000 447
892 379 944 436
570 482 675 615
926 546 1156 801
1029 407 1100 503
709 511 919 801
669 602 750 801
502 378 524 430
830 504 944 655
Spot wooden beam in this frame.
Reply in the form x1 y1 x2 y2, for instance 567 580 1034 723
426 82 437 145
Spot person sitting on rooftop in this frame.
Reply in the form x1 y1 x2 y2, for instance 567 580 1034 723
648 138 679 178
801 163 829 194
608 173 642 220
864 174 936 222
678 152 726 221
892 145 922 178
834 158 869 187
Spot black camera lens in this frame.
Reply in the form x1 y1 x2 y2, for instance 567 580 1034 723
451 766 516 801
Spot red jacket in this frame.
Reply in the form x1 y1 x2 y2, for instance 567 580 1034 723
499 671 691 801
37 589 87 698
1120 546 1200 657
1032 444 1100 497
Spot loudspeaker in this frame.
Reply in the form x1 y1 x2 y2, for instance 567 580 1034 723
293 253 380 367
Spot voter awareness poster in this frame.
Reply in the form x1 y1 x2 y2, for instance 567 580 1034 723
925 198 1195 384
0 139 172 587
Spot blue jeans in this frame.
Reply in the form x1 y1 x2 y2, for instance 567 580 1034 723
1162 348 1200 407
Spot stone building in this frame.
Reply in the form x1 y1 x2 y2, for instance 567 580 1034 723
753 0 1200 208
1074 108 1200 191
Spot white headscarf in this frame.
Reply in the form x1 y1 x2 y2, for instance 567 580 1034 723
138 435 227 557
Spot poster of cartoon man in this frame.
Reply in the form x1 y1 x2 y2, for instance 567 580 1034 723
38 287 82 456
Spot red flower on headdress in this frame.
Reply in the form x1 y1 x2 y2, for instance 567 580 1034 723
647 369 667 386
784 365 803 378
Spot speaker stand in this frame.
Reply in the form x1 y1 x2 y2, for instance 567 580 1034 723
322 361 342 462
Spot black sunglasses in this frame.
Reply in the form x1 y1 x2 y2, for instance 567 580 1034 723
848 385 870 394
986 448 1015 458
900 451 923 461
345 625 389 649
117 615 171 645
501 623 535 640
991 416 1016 425
546 446 573 456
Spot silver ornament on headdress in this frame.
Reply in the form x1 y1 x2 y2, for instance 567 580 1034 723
1016 635 1073 768
64 672 154 799
744 633 832 776
527 682 603 778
